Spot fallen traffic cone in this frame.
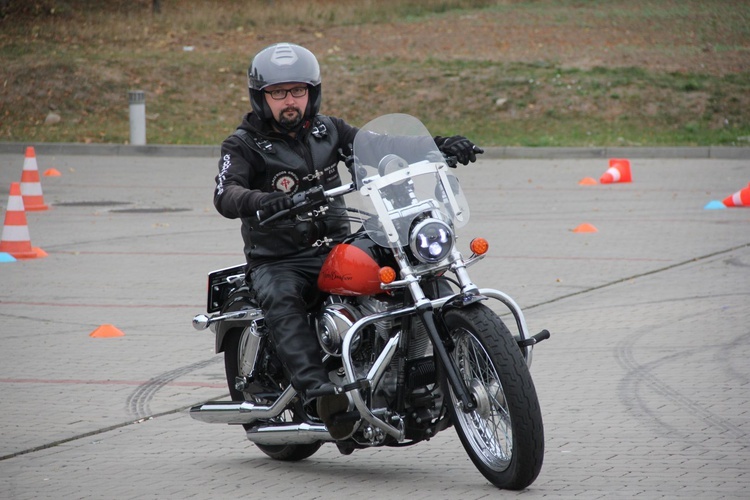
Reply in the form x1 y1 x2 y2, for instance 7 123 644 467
20 146 49 211
89 324 126 338
43 168 62 177
0 182 47 259
572 222 598 233
722 183 750 207
600 158 632 184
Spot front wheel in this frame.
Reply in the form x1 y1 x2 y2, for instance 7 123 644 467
440 304 544 490
224 327 322 461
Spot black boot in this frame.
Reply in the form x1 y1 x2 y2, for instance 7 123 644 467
270 324 353 439
316 389 354 440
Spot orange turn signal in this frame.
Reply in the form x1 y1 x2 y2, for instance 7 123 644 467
379 266 397 284
469 237 489 256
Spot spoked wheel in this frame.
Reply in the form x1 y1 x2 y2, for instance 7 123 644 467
224 327 322 461
440 304 544 490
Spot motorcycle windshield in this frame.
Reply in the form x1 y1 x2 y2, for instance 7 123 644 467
352 113 470 248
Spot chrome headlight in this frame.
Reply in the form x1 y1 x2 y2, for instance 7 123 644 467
410 218 454 263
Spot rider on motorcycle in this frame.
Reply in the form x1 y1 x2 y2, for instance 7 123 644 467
213 42 481 427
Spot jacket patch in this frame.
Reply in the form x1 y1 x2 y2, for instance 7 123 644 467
272 171 300 194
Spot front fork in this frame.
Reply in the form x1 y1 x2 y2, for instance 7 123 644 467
404 250 478 414
417 302 476 412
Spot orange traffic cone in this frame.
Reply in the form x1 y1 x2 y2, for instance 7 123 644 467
722 183 750 207
0 182 47 259
600 158 632 184
20 146 49 211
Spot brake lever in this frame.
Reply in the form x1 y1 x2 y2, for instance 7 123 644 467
443 154 458 168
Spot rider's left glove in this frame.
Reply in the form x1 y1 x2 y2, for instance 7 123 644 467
258 191 293 217
435 135 484 166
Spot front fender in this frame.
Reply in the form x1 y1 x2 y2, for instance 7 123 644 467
435 292 486 321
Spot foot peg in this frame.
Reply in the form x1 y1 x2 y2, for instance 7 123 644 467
305 383 342 399
305 379 370 399
517 329 551 348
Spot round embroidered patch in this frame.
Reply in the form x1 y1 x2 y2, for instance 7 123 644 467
272 171 300 194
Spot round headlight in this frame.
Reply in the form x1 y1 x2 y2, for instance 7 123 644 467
410 219 454 263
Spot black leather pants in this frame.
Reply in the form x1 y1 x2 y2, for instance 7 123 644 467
248 254 329 393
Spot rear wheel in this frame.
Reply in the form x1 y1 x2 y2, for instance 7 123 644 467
440 304 544 489
224 328 322 461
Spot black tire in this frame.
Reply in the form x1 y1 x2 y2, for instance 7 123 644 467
440 304 544 490
224 328 322 461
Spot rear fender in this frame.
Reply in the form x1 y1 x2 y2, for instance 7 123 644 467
214 289 260 353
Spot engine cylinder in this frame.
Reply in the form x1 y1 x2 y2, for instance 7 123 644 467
316 302 360 356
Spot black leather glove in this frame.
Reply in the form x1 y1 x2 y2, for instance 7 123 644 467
257 191 293 218
435 135 483 166
338 144 355 170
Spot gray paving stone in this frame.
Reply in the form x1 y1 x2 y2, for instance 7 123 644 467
0 152 748 498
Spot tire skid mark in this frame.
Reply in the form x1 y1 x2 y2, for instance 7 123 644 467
126 357 222 419
714 331 750 387
616 331 746 444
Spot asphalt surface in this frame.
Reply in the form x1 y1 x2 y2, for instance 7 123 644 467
0 148 748 499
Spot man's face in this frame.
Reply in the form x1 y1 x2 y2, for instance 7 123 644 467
263 82 309 129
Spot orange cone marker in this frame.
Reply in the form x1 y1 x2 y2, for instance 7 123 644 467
0 182 47 259
20 146 49 211
579 177 598 186
600 158 632 184
722 183 750 207
43 168 62 177
572 223 598 233
89 324 126 338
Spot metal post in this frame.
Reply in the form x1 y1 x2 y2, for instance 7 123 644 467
128 90 146 145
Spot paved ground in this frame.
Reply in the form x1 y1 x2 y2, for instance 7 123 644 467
0 149 748 499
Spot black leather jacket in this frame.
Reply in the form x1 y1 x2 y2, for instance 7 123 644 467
214 112 359 270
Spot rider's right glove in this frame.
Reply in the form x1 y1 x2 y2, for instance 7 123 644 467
434 135 483 166
257 191 293 218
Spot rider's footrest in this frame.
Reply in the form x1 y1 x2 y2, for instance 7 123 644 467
305 379 370 399
330 410 360 424
517 329 551 348
342 379 370 393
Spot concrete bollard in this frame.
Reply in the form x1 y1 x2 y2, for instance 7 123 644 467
128 90 146 145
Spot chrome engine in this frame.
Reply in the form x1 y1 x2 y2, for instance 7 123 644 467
316 295 435 409
316 295 408 357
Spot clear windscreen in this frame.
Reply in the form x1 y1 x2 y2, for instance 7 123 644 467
349 113 470 248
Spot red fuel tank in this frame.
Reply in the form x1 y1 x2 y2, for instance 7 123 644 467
318 243 382 296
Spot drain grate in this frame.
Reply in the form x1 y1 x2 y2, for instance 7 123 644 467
55 201 133 207
110 207 192 214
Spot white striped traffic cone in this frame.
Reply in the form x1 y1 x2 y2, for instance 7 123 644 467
0 182 46 259
20 146 49 211
600 158 632 184
722 183 750 207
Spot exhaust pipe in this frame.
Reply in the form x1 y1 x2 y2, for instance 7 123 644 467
190 386 295 424
246 422 334 445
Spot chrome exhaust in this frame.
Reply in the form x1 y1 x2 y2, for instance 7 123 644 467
246 422 334 445
190 386 295 425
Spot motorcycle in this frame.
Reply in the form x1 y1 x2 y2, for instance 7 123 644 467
190 114 550 490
